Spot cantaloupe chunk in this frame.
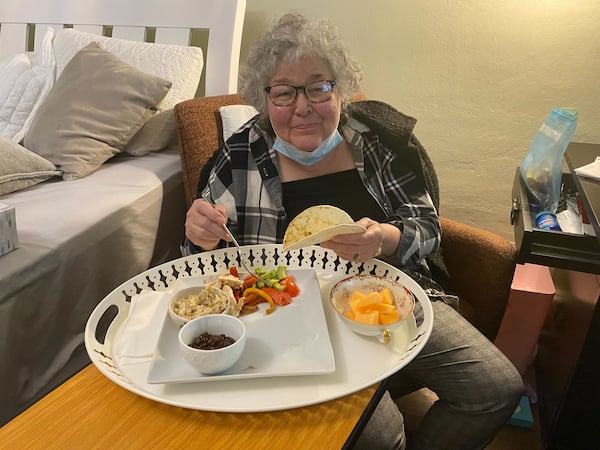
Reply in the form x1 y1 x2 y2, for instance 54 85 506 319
353 292 383 311
353 310 379 325
348 291 366 310
369 302 397 313
380 288 394 305
348 291 366 302
380 310 400 324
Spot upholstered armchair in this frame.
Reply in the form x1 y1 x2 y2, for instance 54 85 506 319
175 93 517 342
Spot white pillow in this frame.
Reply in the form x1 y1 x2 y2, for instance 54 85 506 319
53 28 203 111
0 27 55 143
219 105 259 141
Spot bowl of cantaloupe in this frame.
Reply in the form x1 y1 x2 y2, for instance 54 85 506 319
329 275 415 344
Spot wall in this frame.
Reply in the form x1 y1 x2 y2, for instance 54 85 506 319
240 0 600 240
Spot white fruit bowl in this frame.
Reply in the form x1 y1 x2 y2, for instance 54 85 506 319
329 275 415 344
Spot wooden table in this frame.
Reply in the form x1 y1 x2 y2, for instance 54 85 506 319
0 364 381 449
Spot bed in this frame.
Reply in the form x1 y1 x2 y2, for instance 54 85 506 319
0 0 246 425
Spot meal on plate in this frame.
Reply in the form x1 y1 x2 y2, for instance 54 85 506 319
205 266 301 316
282 205 366 251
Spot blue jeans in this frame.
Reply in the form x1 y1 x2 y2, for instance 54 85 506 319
356 299 523 450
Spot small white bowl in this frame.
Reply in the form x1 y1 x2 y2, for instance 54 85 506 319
168 285 232 327
329 275 415 344
178 314 246 375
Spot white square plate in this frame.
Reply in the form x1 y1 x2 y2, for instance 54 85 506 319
146 268 335 383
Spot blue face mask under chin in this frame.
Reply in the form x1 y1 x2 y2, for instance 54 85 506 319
272 129 343 166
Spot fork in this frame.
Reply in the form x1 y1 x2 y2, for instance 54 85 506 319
222 223 265 282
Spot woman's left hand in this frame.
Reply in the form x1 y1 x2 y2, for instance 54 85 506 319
320 218 396 263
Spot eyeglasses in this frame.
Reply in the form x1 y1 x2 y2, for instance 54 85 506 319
264 80 337 107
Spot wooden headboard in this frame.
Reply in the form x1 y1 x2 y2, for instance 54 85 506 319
0 0 246 96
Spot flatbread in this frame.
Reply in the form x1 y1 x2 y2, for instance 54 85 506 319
283 205 366 251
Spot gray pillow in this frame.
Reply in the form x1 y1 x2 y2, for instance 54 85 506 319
123 109 177 156
24 42 172 180
0 138 61 195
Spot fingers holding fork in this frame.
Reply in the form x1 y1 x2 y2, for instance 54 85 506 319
185 199 231 249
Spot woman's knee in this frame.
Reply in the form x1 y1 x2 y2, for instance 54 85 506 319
436 346 524 415
465 352 524 415
495 357 523 411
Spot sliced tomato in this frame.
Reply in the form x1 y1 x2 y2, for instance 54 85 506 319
229 266 239 278
282 276 300 297
243 274 258 289
262 287 292 306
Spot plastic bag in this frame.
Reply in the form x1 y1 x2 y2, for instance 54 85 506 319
520 107 578 213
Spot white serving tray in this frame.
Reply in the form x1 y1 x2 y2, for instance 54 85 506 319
85 245 432 413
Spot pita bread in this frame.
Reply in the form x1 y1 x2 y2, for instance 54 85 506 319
283 205 366 251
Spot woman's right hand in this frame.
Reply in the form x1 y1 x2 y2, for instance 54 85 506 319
185 199 231 250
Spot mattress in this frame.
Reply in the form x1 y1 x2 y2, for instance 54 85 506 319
0 149 186 425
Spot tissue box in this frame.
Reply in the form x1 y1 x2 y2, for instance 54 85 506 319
0 203 18 256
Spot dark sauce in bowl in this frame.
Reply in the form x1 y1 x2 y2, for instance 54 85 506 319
190 332 236 350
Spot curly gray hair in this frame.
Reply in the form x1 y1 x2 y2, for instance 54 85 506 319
239 12 363 115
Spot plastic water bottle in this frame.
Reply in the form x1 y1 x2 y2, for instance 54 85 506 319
535 211 562 231
520 107 578 215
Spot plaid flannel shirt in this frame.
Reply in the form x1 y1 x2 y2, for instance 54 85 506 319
185 103 441 277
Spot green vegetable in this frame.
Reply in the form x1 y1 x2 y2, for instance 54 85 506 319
250 265 288 291
276 266 287 279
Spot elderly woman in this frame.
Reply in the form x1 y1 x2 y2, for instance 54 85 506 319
184 12 522 450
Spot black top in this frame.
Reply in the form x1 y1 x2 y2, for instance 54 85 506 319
282 168 385 222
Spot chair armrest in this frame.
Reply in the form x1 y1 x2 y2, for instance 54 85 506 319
440 216 517 340
175 94 244 208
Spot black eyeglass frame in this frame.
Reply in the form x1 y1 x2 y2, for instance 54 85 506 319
264 80 337 106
